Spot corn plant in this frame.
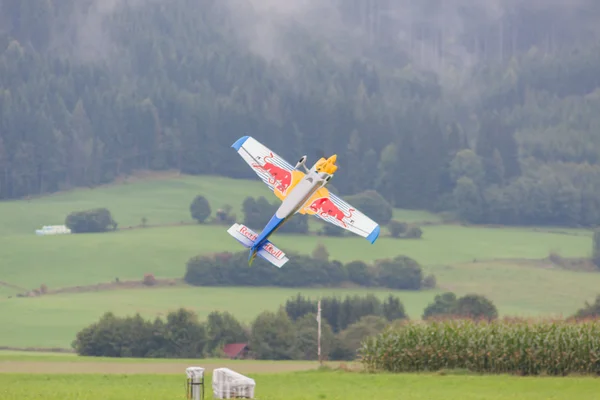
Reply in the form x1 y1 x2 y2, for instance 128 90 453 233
359 318 600 376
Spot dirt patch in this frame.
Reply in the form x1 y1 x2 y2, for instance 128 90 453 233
0 346 74 353
0 281 27 292
0 361 322 375
46 278 183 296
463 257 599 273
11 278 185 298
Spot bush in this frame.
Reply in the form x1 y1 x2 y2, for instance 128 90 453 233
215 204 236 225
421 274 436 289
455 294 498 320
405 226 423 238
360 319 600 375
291 313 335 360
422 292 497 321
72 309 207 358
184 251 348 288
572 294 600 319
184 251 430 291
143 273 156 286
65 208 117 233
345 260 373 286
344 190 393 225
249 308 296 360
190 195 211 223
311 243 329 261
422 292 458 319
73 308 254 359
374 255 423 290
205 311 249 356
337 315 389 359
388 220 407 237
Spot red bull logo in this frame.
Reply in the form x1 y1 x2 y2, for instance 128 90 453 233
308 197 355 228
239 225 258 241
252 152 292 194
263 243 284 260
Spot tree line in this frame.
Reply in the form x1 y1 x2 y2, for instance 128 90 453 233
72 293 410 360
2 1 600 227
72 291 501 360
184 250 435 291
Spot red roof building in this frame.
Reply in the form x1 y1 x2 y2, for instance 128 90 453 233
222 343 249 359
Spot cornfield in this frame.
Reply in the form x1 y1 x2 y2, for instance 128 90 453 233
359 318 600 376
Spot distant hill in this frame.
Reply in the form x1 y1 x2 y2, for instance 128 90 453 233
1 1 600 227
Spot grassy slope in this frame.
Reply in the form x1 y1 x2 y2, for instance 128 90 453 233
0 173 598 348
0 174 275 236
0 370 598 400
1 224 591 289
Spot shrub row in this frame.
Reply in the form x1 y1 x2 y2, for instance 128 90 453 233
359 318 600 376
72 294 409 361
184 251 434 290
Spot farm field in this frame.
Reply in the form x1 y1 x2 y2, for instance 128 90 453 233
0 173 599 350
0 223 591 290
0 286 432 349
3 258 600 348
0 368 597 400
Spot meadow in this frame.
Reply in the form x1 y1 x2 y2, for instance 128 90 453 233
4 263 600 349
3 371 598 399
0 172 599 350
0 223 592 290
0 352 598 400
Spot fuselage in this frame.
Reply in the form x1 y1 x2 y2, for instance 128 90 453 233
250 156 337 251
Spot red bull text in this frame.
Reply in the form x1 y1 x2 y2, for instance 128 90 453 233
263 243 284 260
239 225 258 241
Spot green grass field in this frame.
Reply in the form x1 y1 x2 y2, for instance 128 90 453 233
0 370 598 399
0 287 434 348
0 172 599 350
1 223 591 290
1 352 597 399
3 262 600 349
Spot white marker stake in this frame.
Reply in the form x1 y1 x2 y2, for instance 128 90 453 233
317 299 322 366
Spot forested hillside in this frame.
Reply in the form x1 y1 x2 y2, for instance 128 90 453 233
2 0 600 227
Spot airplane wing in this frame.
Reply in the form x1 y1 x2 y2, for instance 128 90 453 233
300 188 380 244
231 136 304 200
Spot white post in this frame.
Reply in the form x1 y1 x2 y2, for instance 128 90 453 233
186 367 205 400
317 299 322 366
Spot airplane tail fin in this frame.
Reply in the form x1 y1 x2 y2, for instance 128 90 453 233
227 223 289 268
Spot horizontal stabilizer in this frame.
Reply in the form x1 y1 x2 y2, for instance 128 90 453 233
256 241 289 268
227 223 289 268
227 223 256 248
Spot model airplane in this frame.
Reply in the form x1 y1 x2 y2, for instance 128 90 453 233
227 136 380 268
